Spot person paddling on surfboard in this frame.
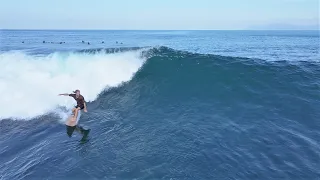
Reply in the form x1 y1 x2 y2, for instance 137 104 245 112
59 89 88 121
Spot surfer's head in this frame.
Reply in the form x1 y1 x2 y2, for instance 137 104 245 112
73 89 80 96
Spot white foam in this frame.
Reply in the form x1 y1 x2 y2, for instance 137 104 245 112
0 50 146 120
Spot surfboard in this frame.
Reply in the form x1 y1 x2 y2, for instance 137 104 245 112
65 110 81 127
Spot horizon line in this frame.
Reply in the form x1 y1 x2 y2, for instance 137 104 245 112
1 28 319 31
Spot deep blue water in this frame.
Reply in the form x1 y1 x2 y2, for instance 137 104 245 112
0 30 320 180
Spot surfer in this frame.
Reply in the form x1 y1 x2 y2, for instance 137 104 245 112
59 89 88 120
59 90 90 141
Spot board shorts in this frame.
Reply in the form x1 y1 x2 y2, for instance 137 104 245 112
75 105 84 110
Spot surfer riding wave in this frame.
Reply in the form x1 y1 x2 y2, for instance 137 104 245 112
59 89 90 141
59 89 88 123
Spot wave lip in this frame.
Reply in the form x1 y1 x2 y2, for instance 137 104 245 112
0 49 147 120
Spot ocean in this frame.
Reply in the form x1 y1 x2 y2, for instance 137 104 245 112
0 30 319 180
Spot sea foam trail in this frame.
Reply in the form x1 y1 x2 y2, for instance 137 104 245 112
0 50 146 120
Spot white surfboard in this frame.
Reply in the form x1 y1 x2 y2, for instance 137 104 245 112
65 110 81 127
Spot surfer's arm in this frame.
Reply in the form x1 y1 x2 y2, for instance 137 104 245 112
84 102 88 112
59 93 75 98
58 93 69 96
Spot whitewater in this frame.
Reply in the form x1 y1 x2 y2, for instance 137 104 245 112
0 50 146 119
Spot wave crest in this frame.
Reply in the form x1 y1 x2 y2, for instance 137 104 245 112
0 49 147 119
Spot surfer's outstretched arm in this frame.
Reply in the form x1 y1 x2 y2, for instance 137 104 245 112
58 93 69 96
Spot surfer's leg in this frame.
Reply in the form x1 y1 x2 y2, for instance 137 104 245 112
74 125 84 134
73 107 80 120
66 125 76 137
71 107 77 115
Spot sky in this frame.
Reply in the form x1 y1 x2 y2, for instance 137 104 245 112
0 0 319 30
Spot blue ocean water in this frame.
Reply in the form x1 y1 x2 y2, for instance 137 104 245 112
0 30 319 179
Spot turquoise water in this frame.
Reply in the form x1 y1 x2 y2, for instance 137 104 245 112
0 30 319 179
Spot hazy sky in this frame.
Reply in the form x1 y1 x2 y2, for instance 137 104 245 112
0 0 319 30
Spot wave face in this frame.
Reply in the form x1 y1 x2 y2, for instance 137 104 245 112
0 48 147 119
122 46 320 108
90 47 319 179
0 46 319 179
